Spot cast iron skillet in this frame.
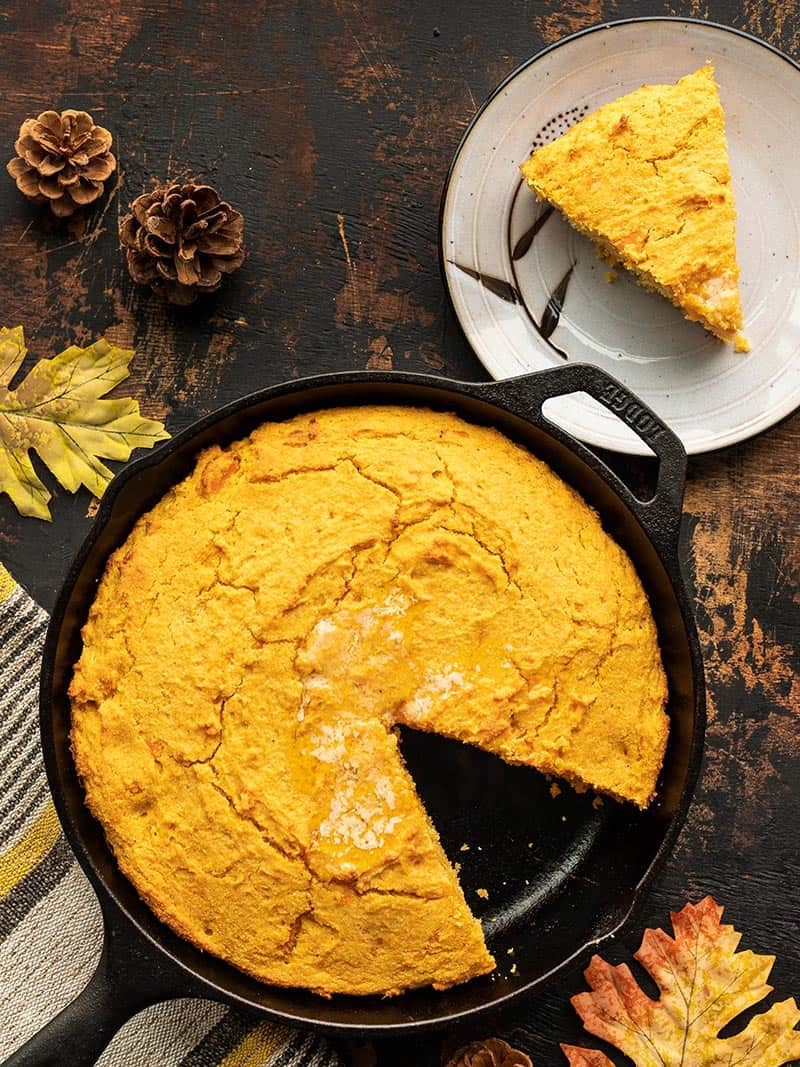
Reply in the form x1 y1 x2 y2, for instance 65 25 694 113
7 364 704 1067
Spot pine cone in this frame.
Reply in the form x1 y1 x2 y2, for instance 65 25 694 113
6 109 115 218
445 1038 533 1067
120 181 245 305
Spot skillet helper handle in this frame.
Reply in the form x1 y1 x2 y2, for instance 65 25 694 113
2 907 187 1067
482 363 687 559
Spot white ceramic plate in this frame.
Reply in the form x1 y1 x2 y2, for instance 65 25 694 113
441 18 800 455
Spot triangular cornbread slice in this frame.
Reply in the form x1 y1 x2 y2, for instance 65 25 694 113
520 66 749 350
72 643 494 995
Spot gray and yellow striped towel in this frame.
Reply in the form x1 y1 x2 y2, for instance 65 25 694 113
0 563 342 1066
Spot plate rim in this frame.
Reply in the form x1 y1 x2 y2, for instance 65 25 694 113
438 15 800 456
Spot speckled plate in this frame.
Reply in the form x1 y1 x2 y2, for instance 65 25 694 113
440 18 800 455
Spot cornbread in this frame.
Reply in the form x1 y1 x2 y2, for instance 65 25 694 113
70 406 668 996
520 66 749 350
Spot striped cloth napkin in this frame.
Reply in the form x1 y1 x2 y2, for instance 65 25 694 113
0 563 343 1067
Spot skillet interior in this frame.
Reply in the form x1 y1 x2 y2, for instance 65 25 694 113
41 371 702 1034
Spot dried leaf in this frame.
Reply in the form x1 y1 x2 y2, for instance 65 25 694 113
562 897 800 1067
0 326 169 521
561 1051 612 1067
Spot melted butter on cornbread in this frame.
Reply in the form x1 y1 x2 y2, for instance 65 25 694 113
520 65 749 350
70 406 668 996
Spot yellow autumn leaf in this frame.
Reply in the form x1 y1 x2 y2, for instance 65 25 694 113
0 325 169 521
562 897 800 1067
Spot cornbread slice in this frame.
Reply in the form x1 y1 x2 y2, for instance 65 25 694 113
520 66 749 350
70 406 669 996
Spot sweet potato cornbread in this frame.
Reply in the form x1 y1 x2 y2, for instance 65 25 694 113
520 66 749 350
70 406 668 996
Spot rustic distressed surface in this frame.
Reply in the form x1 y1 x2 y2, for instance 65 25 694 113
0 1 798 1064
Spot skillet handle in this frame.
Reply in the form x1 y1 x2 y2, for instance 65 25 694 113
480 363 687 559
2 905 193 1067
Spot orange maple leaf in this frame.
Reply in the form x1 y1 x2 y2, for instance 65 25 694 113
562 896 800 1067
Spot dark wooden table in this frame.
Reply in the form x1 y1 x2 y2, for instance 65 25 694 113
1 1 798 1064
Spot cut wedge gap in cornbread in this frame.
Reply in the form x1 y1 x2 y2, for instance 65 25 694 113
520 65 749 351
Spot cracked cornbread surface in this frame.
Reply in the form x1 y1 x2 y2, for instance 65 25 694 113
70 405 668 995
520 65 748 350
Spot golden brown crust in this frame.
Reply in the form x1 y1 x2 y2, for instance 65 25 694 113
520 66 748 349
70 406 668 995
